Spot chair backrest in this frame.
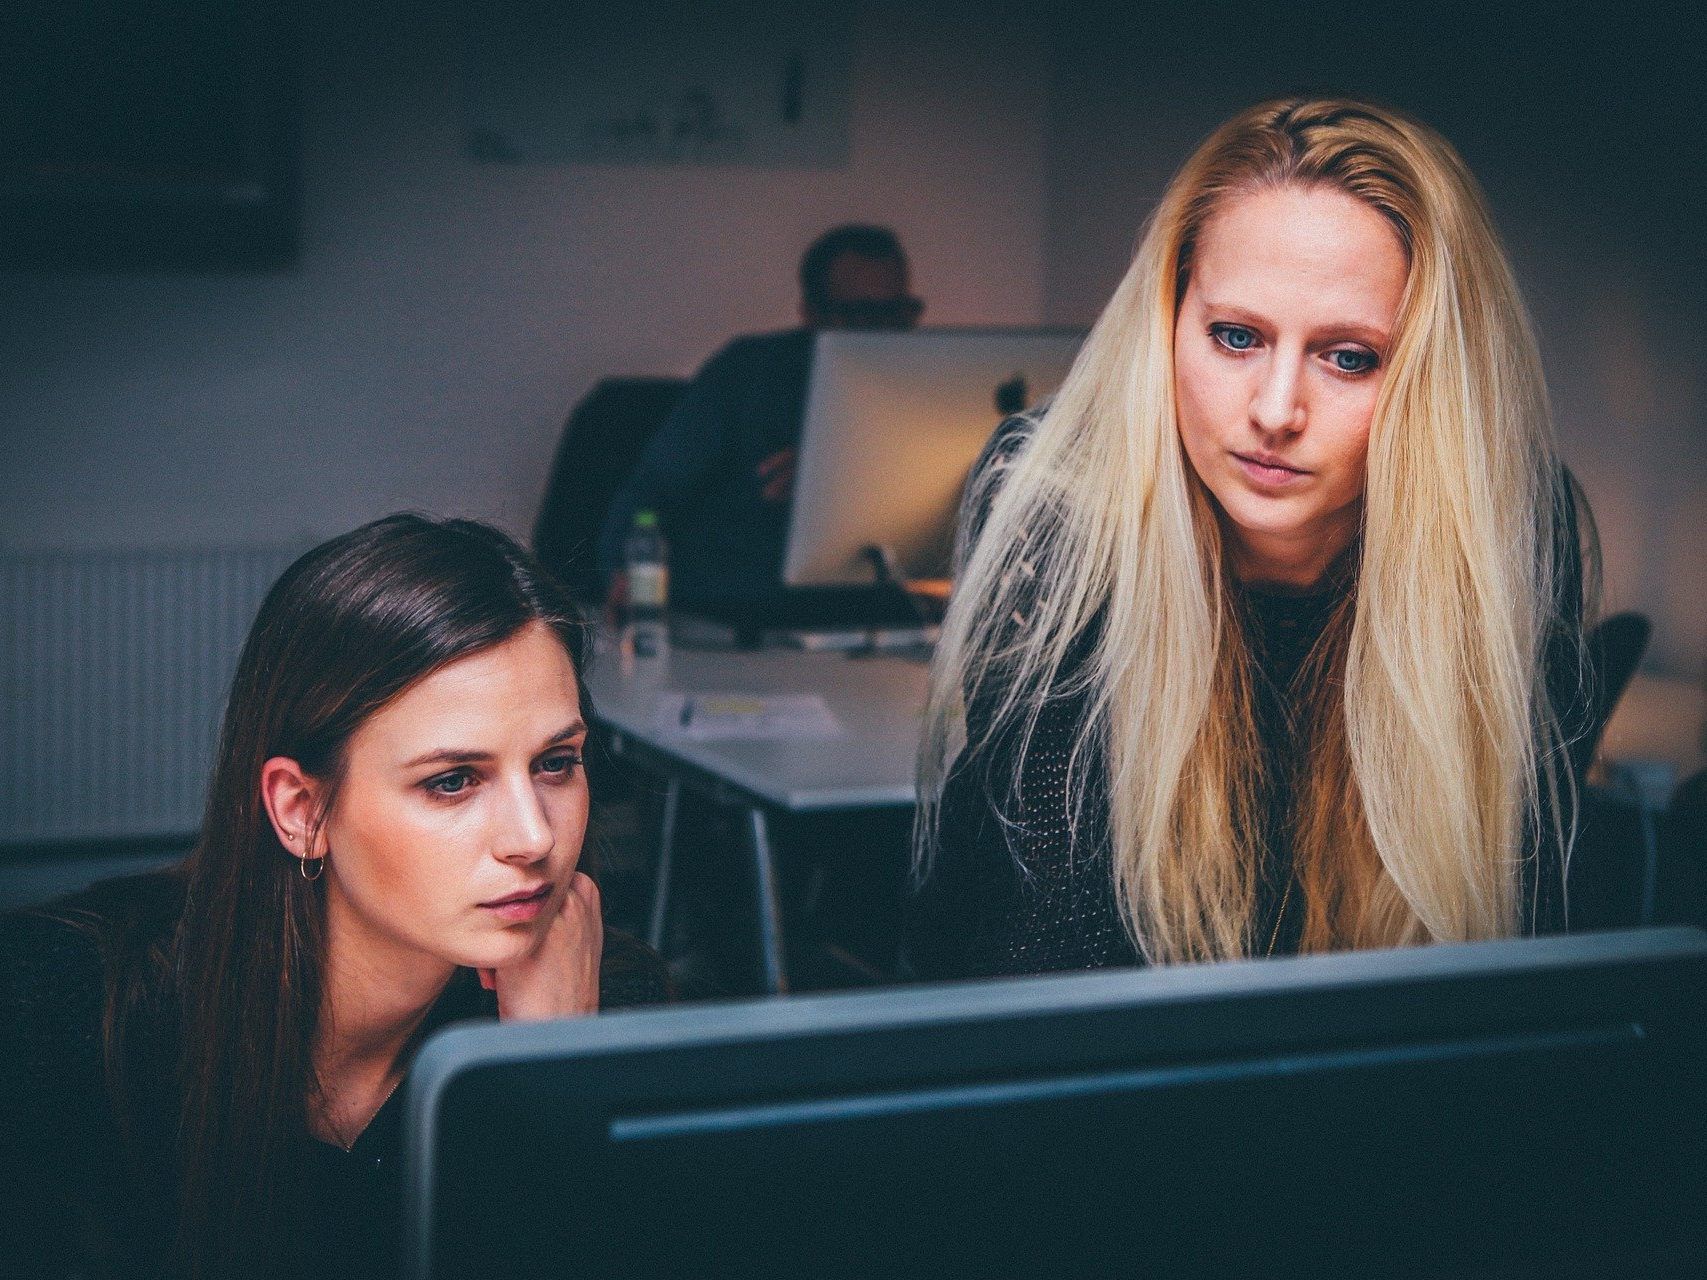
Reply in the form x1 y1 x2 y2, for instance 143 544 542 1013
1572 611 1652 783
532 377 688 604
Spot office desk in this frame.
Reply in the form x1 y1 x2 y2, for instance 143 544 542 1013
583 640 928 992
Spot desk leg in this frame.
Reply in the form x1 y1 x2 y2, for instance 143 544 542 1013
646 776 681 955
745 806 789 995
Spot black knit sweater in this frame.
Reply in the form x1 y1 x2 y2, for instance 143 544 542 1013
0 870 671 1280
905 581 1351 979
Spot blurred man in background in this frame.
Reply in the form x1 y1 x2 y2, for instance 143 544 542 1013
598 224 923 614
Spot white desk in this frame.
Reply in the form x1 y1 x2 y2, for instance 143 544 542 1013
582 638 929 992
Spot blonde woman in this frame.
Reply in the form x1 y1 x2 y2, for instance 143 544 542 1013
908 97 1596 979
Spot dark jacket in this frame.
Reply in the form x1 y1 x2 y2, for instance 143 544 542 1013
597 328 816 608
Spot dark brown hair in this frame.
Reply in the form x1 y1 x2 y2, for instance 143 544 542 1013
798 222 908 309
101 514 586 1277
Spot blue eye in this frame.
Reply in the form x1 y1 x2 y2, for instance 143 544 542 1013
1210 323 1258 352
1329 348 1378 374
538 751 583 778
426 770 472 796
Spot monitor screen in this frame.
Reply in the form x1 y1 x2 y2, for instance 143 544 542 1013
781 328 1084 588
405 928 1707 1279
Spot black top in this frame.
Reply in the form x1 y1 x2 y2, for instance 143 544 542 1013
904 416 1590 981
0 871 671 1280
905 582 1348 979
596 328 815 608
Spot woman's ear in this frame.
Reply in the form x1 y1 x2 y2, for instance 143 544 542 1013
260 756 328 865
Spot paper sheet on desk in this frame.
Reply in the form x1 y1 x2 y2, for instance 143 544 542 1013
653 693 843 741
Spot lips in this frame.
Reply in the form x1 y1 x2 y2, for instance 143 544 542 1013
479 882 553 925
1232 451 1310 487
480 884 551 909
1233 450 1307 474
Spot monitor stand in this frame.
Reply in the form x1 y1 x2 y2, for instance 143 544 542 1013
766 545 936 652
690 547 940 652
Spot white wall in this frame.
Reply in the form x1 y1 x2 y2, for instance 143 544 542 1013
0 0 1049 553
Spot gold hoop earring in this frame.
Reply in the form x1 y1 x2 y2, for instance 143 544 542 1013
300 853 326 881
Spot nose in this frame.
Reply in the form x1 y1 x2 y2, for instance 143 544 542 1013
494 776 555 866
1250 354 1306 436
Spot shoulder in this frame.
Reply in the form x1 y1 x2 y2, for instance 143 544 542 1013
1544 462 1593 618
957 412 1042 559
702 328 813 378
0 871 181 1079
0 901 121 1158
0 904 107 1036
970 410 1043 506
0 869 178 1016
979 411 1039 473
1541 463 1596 755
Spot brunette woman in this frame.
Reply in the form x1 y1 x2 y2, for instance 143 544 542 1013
1 514 669 1278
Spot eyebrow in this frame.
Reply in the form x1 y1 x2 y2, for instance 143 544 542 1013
1199 301 1391 349
402 719 587 770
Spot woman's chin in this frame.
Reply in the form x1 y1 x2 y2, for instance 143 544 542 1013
454 934 540 973
1214 481 1346 538
1220 503 1314 546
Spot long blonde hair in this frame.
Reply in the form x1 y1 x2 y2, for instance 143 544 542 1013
917 97 1591 965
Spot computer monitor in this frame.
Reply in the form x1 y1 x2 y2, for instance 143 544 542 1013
406 928 1706 1279
781 327 1084 589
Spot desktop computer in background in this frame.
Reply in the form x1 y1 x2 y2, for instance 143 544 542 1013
406 928 1707 1279
784 326 1084 590
701 327 1083 645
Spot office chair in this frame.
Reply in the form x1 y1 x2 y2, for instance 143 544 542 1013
532 377 688 606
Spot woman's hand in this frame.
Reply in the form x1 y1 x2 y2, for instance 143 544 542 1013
479 871 603 1020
